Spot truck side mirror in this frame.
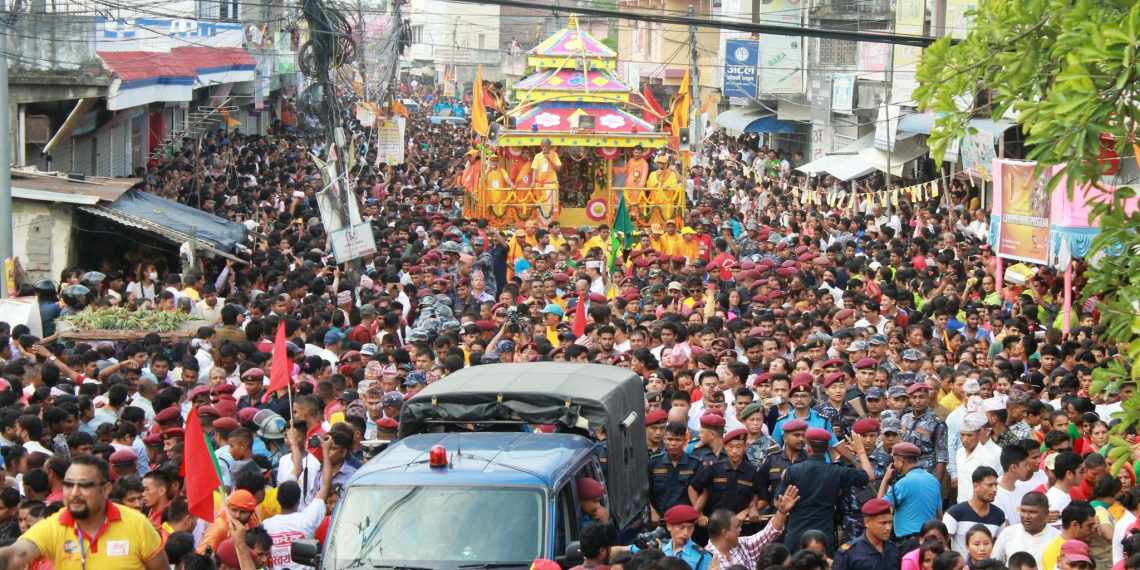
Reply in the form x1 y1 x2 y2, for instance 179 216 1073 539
291 539 322 567
560 541 583 569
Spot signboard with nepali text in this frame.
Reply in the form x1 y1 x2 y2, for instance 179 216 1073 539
723 39 759 99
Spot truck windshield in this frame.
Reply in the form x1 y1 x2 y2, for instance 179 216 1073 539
325 486 544 568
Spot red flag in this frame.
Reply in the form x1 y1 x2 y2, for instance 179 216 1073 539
183 406 222 522
641 83 666 125
572 293 587 338
263 320 291 403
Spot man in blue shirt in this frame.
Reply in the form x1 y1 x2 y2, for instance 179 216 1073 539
627 505 713 570
772 377 838 447
879 441 942 542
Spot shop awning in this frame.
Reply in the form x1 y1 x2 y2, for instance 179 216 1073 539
716 108 798 134
796 134 876 181
78 189 247 261
99 47 256 111
897 113 1018 139
858 136 929 177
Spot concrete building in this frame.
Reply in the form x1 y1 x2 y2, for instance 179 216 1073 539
407 0 502 88
6 0 298 178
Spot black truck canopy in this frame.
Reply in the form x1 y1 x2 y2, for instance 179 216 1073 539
398 362 648 530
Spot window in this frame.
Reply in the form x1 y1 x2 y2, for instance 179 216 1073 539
555 483 579 557
817 37 856 67
411 25 424 44
218 0 239 20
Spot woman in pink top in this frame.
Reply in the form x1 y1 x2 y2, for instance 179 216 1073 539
901 521 952 570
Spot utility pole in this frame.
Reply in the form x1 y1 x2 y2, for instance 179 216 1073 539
0 22 12 297
688 5 700 155
387 0 402 101
357 0 368 100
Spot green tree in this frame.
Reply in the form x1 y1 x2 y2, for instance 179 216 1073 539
914 0 1140 468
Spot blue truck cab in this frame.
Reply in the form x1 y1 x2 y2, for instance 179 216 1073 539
294 363 650 570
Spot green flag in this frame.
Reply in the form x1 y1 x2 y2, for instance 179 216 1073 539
610 193 635 272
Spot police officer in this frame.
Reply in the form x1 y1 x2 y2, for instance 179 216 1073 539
779 427 872 553
689 429 761 530
649 422 701 523
877 442 941 547
646 409 668 455
841 418 891 541
577 477 609 528
739 402 779 469
755 418 806 512
688 413 726 463
832 498 901 570
899 383 948 480
631 505 713 570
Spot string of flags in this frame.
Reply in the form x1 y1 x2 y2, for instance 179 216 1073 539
792 179 945 210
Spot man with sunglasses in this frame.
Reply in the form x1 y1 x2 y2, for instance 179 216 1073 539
0 454 169 570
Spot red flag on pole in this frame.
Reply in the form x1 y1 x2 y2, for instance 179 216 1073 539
183 406 222 522
641 83 666 125
263 320 291 403
572 293 587 338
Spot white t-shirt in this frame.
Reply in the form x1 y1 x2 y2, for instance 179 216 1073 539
992 523 1059 568
955 441 1004 503
994 482 1030 525
1114 511 1137 564
1045 486 1072 528
262 498 327 570
277 452 324 509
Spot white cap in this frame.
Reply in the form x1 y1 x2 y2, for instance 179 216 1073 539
960 412 988 433
963 379 981 395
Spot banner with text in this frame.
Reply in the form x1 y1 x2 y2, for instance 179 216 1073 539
757 0 804 94
723 39 759 99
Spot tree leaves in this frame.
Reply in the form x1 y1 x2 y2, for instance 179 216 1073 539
916 0 1140 443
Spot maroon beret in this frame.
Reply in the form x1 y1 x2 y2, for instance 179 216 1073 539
187 386 211 400
854 357 878 370
906 383 930 395
804 428 832 443
852 418 880 435
822 372 845 388
238 407 260 424
861 498 892 516
699 413 726 430
377 417 399 430
577 478 605 501
783 419 808 432
664 504 700 525
646 409 668 426
892 442 921 457
213 417 241 432
154 407 182 425
723 429 747 444
109 448 138 465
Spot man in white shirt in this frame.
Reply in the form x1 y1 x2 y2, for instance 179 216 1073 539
955 413 1003 503
264 439 336 570
1046 451 1083 529
993 491 1060 568
277 426 325 509
995 444 1034 525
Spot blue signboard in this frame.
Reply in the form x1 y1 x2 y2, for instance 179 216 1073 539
723 39 759 98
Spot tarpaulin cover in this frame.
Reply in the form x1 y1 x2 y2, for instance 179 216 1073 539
399 362 649 529
104 189 246 251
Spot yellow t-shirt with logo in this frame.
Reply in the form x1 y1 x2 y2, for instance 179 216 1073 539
22 502 163 570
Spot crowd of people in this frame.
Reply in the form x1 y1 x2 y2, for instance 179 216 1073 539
0 80 1128 570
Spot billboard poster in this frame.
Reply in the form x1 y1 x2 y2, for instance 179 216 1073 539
757 0 804 94
995 160 1051 264
946 0 978 38
832 74 855 114
723 39 759 98
891 0 926 104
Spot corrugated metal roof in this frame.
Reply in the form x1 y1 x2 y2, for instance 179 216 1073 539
78 205 246 264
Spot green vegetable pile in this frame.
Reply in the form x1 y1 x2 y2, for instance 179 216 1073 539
60 307 196 333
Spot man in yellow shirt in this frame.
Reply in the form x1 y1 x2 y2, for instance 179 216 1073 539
531 139 561 220
646 154 683 221
658 220 685 258
484 154 516 217
0 455 168 570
